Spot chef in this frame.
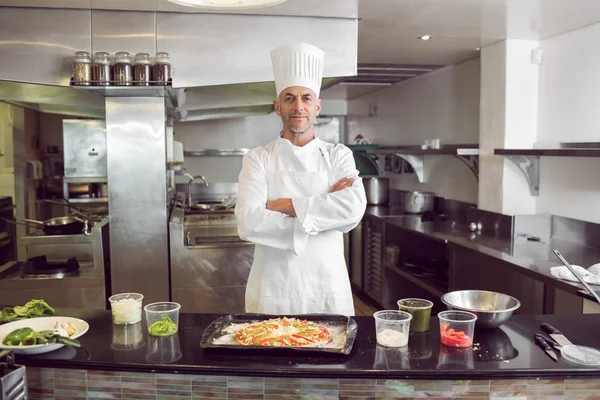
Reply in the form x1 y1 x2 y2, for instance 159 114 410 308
235 43 367 316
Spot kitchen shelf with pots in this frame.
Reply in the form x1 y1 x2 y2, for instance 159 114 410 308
494 142 600 196
368 144 479 183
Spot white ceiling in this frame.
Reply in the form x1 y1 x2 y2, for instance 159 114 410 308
3 0 600 66
358 0 600 65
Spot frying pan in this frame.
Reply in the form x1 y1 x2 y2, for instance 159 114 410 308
11 216 84 235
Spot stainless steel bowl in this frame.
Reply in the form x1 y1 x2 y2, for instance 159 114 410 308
441 290 521 329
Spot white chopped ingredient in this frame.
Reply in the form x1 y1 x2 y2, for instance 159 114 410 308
111 296 142 324
376 329 408 347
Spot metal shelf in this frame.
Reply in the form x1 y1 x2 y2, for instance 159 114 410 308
369 145 480 182
184 149 250 157
494 148 600 157
493 145 600 196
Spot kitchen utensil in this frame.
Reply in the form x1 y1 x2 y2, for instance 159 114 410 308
560 344 600 366
5 216 84 235
397 298 433 333
109 293 144 325
554 249 600 304
201 313 358 354
441 290 521 329
438 310 477 348
541 323 573 347
362 176 390 205
401 191 434 214
0 317 89 355
373 310 412 348
534 333 558 362
144 302 180 337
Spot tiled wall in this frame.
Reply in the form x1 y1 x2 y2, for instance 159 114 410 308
26 367 600 400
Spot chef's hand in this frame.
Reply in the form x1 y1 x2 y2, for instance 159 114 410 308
330 177 355 193
266 198 296 217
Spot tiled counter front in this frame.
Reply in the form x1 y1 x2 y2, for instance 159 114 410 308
26 368 600 400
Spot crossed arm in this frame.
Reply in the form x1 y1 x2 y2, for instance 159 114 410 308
265 176 356 216
235 146 367 254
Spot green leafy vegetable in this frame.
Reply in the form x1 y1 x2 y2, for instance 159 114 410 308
0 300 54 324
148 314 178 337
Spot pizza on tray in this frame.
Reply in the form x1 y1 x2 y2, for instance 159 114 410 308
234 317 331 347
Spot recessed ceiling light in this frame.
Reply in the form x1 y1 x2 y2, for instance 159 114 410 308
476 47 481 51
167 0 289 9
419 35 432 41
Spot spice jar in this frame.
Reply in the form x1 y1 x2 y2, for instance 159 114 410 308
93 52 112 86
113 52 133 86
72 51 92 86
134 53 152 86
152 52 171 86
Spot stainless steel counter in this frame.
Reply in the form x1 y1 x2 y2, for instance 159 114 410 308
0 219 110 309
169 205 253 314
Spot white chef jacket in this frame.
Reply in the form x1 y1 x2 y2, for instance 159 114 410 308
235 136 367 316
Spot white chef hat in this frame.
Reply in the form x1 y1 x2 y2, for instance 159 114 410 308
270 43 325 99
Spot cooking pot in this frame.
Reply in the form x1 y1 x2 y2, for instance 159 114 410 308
401 191 435 214
362 176 389 205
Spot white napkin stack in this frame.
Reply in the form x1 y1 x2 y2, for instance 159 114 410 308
551 264 600 286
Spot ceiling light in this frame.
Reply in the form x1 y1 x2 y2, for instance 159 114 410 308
476 47 481 51
419 35 432 41
167 0 289 9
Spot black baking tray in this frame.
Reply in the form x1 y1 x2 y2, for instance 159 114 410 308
200 313 358 355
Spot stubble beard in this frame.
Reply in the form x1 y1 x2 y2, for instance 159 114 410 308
285 116 314 135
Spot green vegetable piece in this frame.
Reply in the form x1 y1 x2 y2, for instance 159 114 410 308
35 334 49 345
2 328 34 346
148 314 178 337
13 306 30 317
21 331 37 346
57 336 81 347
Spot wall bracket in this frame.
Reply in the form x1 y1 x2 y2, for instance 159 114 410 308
395 154 426 183
454 154 479 181
505 155 540 196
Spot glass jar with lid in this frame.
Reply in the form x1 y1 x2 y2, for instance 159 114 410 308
113 52 133 86
93 52 112 86
152 52 171 86
134 53 152 86
72 51 92 86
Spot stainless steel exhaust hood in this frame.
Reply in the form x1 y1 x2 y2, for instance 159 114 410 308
0 1 358 119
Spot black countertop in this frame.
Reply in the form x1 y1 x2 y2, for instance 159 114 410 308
16 309 600 379
366 206 600 302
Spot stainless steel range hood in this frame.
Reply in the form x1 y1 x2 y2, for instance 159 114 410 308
0 1 358 119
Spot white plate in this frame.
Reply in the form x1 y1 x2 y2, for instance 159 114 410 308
0 316 89 355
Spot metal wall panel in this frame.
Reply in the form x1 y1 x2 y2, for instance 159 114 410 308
91 10 156 56
157 13 358 88
106 97 169 304
0 8 91 85
63 120 107 179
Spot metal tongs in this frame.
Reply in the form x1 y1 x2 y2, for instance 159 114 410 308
554 250 600 304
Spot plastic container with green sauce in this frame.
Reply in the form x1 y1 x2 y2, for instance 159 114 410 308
397 298 433 332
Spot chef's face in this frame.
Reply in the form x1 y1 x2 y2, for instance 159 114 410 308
274 86 322 134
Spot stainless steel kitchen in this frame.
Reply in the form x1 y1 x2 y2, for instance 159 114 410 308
2 1 600 399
